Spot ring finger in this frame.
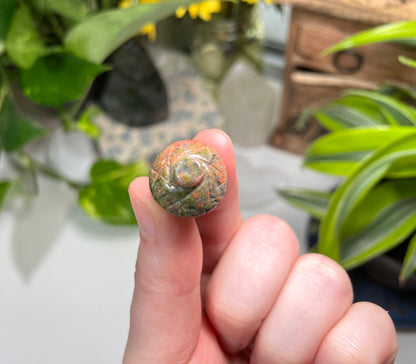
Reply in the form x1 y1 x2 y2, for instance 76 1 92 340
253 253 353 363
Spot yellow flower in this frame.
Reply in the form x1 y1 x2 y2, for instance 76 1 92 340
118 0 160 41
118 0 134 8
176 1 222 21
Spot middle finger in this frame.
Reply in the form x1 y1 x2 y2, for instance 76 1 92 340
205 214 300 353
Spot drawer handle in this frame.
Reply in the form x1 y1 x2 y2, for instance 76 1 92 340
332 50 363 74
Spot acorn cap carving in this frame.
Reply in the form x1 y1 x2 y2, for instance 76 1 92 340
149 140 228 217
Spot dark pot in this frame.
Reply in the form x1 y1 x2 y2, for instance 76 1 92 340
308 217 416 330
89 38 168 127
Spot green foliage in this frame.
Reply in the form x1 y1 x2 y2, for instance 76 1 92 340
79 160 149 224
281 131 416 279
32 0 90 21
401 233 416 283
345 89 416 126
0 0 18 51
280 18 416 282
0 180 13 209
399 55 416 69
0 93 47 152
321 20 416 56
0 0 208 224
5 4 48 69
304 127 416 176
278 188 330 220
65 0 207 63
20 52 110 107
76 105 101 138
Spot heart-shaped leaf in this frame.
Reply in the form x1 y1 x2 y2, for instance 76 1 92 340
0 0 18 47
0 93 47 152
5 4 47 69
78 159 149 224
65 0 211 64
20 52 110 107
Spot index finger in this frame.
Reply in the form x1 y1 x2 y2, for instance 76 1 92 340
193 129 242 273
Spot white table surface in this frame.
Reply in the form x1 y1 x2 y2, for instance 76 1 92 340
1 143 415 363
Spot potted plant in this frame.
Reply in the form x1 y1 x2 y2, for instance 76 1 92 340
279 21 416 329
0 0 219 224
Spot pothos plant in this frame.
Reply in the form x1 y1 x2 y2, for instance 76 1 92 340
0 0 215 224
279 20 416 284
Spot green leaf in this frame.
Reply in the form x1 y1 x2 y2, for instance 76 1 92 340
32 0 90 22
0 173 36 210
336 95 392 125
0 0 18 44
388 154 416 178
76 105 101 138
79 183 137 224
0 93 47 152
5 4 47 69
65 0 211 64
78 159 149 224
89 159 149 185
311 94 391 131
340 199 416 269
0 180 13 210
20 52 110 107
313 106 380 131
341 179 416 240
399 55 416 69
400 233 416 283
278 188 331 220
317 131 416 262
377 84 416 101
322 20 416 56
345 89 416 126
305 127 415 176
337 179 416 269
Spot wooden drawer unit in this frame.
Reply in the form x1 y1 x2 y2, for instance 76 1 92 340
292 11 416 85
271 5 416 155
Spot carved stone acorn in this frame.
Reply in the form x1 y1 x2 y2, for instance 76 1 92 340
149 140 228 217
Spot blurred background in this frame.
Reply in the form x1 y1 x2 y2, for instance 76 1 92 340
1 0 416 362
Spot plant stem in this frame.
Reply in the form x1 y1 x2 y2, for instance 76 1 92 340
46 14 65 41
18 151 85 190
59 107 76 131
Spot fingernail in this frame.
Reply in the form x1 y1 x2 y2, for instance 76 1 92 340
129 189 155 240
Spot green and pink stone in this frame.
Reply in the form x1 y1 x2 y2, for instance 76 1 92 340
149 140 228 217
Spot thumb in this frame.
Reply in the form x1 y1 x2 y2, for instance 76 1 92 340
123 177 203 363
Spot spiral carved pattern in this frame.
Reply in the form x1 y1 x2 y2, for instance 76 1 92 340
149 140 228 217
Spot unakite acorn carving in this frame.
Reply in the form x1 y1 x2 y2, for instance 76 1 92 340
149 140 228 217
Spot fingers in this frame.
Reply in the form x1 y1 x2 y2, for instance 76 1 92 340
123 177 202 363
315 302 398 364
253 253 353 363
206 215 300 352
193 129 243 273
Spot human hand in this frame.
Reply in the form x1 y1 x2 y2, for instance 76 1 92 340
123 129 397 363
